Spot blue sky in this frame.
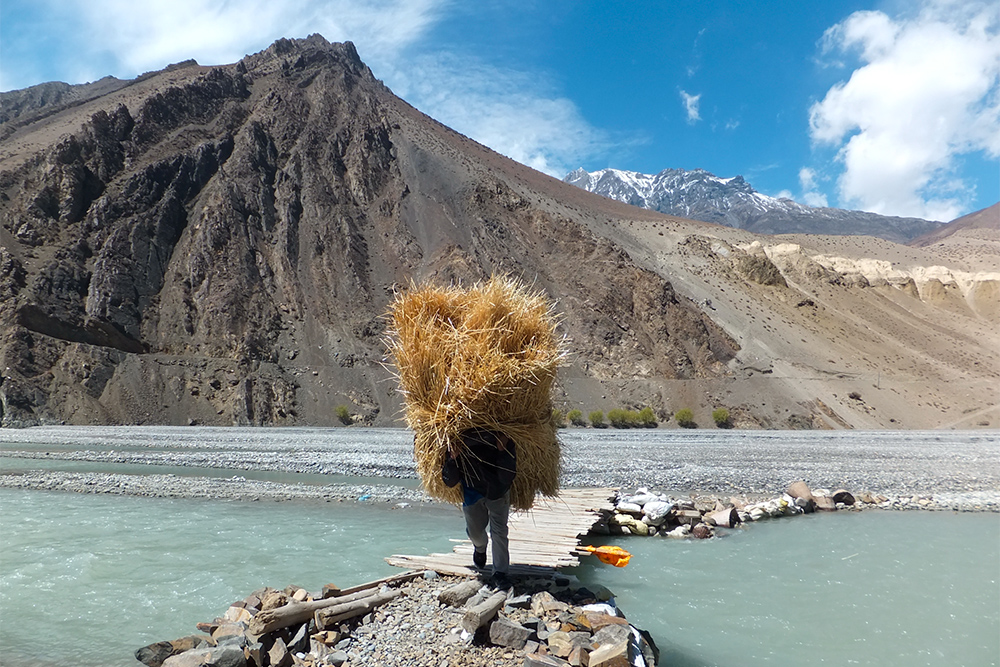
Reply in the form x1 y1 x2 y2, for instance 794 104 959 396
2 1 997 221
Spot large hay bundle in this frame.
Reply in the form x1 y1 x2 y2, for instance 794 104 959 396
386 276 565 510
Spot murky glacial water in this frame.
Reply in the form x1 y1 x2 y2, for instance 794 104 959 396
1 488 997 667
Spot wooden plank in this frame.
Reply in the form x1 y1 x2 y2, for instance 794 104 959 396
386 487 616 574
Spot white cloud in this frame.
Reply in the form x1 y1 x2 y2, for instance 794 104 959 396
680 90 702 123
810 0 1000 221
386 55 608 177
23 0 443 82
798 167 829 207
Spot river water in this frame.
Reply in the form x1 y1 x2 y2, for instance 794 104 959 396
1 429 998 666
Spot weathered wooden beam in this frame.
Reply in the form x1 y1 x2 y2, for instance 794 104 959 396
248 588 380 635
315 590 402 629
461 590 508 633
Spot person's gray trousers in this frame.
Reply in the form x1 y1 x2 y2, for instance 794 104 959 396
463 490 510 574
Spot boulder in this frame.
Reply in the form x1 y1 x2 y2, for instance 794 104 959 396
210 623 246 645
161 644 247 667
488 616 532 649
267 637 291 667
287 622 310 654
691 523 713 539
814 495 837 511
223 606 251 624
532 591 570 615
786 481 816 512
136 636 215 667
524 653 572 667
592 624 632 647
832 489 856 505
547 630 588 657
326 650 349 666
588 640 629 667
567 645 590 666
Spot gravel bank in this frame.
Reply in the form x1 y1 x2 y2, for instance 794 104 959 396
2 427 997 511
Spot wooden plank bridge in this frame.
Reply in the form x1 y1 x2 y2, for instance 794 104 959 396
386 487 617 577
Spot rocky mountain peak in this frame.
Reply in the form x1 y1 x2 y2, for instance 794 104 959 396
565 166 941 243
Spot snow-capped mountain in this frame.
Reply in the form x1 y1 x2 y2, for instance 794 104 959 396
564 167 942 243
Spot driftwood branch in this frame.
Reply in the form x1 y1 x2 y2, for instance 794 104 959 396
315 590 402 629
248 570 426 635
461 590 508 633
249 588 376 635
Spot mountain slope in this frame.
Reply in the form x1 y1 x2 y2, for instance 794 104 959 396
565 167 942 243
1 36 996 430
0 37 734 428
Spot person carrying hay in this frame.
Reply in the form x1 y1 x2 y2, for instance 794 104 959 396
387 276 565 587
442 427 516 587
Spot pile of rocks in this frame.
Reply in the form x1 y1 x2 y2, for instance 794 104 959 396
595 481 859 539
135 570 658 667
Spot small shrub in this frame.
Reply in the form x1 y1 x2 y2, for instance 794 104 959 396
567 409 585 427
608 408 643 428
607 408 628 428
552 409 567 428
637 406 658 428
674 408 696 428
712 407 732 428
335 405 352 425
589 410 606 428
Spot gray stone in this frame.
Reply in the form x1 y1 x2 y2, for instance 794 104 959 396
327 650 348 666
524 653 572 667
136 636 214 667
588 640 629 667
505 593 532 610
832 489 856 505
161 644 247 667
489 616 532 649
592 624 632 648
287 622 310 654
268 637 291 667
814 495 837 511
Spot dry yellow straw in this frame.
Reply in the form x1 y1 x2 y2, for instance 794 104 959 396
386 276 565 510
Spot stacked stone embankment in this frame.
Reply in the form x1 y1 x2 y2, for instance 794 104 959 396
135 571 658 667
593 480 976 541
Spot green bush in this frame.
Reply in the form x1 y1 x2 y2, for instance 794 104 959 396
608 408 643 428
335 405 352 425
552 409 567 428
607 408 627 428
589 410 606 428
712 407 732 428
567 409 586 427
674 408 696 428
638 406 658 428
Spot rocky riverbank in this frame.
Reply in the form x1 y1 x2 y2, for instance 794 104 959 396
135 570 657 667
1 468 997 513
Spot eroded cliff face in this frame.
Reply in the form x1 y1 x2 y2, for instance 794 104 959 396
0 36 736 427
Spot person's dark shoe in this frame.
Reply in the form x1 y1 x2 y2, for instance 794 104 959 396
473 549 487 569
490 571 513 590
